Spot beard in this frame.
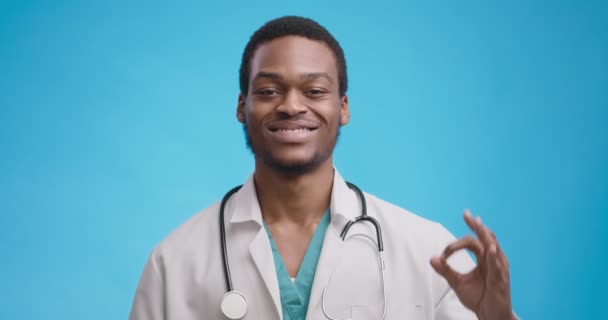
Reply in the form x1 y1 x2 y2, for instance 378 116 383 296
242 123 341 176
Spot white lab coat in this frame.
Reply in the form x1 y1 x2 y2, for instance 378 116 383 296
130 170 477 320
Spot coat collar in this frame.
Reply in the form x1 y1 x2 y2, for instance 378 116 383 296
228 168 361 229
328 169 361 234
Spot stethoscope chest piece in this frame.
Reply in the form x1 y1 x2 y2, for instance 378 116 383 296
220 291 248 319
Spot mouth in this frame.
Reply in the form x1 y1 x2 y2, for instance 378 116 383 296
267 120 319 132
266 123 319 142
268 127 317 133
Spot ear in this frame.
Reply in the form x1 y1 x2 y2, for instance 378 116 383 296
236 94 246 123
339 95 350 126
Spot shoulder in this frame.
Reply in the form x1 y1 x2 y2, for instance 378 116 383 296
152 201 222 262
365 192 474 272
363 192 463 259
365 192 454 241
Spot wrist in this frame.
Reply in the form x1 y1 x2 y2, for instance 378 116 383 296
478 311 517 320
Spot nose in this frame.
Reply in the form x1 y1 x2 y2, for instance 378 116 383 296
275 89 307 116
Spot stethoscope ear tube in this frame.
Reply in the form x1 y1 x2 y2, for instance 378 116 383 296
339 220 355 239
354 215 384 252
341 182 384 252
345 181 367 216
219 185 243 293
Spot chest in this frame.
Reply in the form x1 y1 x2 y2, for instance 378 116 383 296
164 222 435 320
266 223 316 277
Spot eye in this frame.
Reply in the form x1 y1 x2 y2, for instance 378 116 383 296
306 88 327 96
256 88 280 96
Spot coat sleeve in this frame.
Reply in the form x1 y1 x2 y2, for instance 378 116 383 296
130 248 165 320
432 224 478 320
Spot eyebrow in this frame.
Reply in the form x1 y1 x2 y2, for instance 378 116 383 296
301 72 333 83
253 72 334 83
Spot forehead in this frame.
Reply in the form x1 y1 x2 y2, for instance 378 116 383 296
250 36 338 80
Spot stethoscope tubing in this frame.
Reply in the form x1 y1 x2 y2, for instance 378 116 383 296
218 181 385 319
219 184 243 292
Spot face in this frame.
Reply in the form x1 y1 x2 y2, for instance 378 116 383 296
237 36 349 175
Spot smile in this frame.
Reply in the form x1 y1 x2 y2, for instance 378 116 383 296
267 127 317 142
271 128 314 133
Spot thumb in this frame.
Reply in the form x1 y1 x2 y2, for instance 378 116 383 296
430 256 461 288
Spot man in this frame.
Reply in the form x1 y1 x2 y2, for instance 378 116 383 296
130 16 515 320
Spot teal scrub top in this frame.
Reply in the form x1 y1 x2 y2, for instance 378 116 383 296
263 210 331 320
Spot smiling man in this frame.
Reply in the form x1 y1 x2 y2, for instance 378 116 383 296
130 16 516 320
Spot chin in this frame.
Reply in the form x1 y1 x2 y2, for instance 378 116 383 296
263 154 325 176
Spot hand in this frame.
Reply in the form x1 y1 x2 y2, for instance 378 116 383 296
430 210 515 320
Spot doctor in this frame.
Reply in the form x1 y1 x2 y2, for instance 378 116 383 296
130 16 516 320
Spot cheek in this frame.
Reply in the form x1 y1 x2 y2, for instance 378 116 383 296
243 107 264 129
243 113 270 144
325 109 343 129
245 120 264 140
244 100 274 125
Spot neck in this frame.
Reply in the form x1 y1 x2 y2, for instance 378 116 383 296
254 159 334 225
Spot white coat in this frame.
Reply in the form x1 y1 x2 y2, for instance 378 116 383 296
130 170 477 320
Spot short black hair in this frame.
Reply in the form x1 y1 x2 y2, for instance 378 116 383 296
239 16 348 97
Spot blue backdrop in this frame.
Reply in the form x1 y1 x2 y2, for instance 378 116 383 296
1 0 606 319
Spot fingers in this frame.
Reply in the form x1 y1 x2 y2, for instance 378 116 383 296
485 243 511 289
442 235 484 262
431 235 484 288
463 210 497 251
434 210 512 291
464 210 511 283
430 256 462 288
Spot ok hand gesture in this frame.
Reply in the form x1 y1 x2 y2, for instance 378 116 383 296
430 211 516 320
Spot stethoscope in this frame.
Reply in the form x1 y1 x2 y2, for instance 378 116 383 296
219 182 387 320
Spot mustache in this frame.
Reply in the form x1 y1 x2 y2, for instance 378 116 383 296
266 114 318 122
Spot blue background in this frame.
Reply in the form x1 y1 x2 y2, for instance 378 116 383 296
1 0 606 319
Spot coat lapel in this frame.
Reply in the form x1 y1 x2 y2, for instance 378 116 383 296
228 176 282 319
249 228 282 319
306 170 360 317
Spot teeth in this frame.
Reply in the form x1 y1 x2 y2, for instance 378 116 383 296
277 128 310 132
